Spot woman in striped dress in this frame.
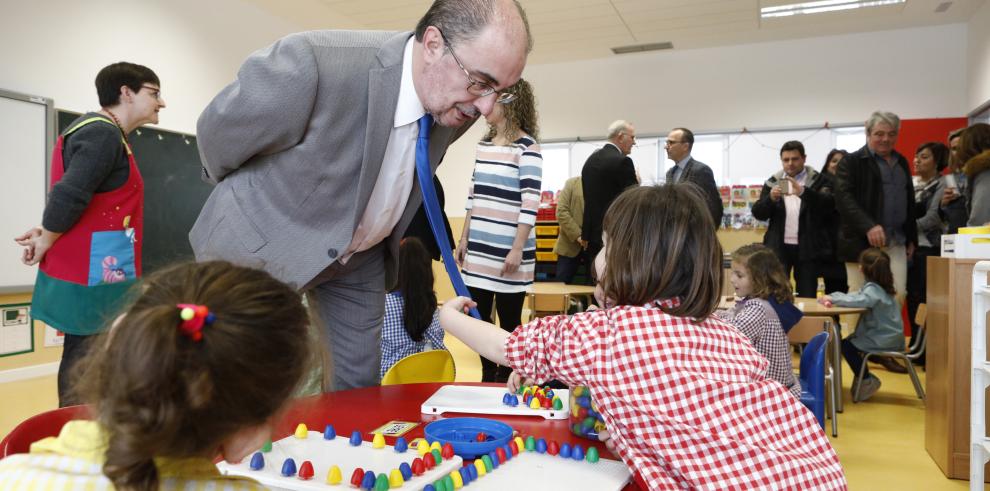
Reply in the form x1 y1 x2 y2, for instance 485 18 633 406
455 79 542 382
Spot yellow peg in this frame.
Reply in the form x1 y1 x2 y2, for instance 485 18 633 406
372 432 386 449
294 423 309 439
474 458 487 476
430 441 442 452
450 470 464 488
389 468 405 487
417 440 430 456
326 465 342 485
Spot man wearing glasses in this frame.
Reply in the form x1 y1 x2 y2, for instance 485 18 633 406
581 120 639 269
190 0 531 391
664 127 723 228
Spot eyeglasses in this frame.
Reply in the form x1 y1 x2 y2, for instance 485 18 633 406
140 85 162 101
665 140 686 146
438 29 516 104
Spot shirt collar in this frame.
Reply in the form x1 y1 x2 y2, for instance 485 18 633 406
395 37 426 128
676 155 692 169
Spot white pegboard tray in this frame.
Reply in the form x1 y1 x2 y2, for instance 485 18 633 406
420 385 570 420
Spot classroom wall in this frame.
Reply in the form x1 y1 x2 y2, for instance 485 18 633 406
438 23 970 216
0 0 304 134
968 0 990 113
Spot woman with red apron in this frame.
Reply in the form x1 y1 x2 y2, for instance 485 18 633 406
14 62 165 406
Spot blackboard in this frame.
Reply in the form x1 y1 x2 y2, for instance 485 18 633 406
57 110 212 275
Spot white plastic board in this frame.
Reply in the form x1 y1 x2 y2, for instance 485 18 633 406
462 451 631 491
218 431 463 491
421 385 570 420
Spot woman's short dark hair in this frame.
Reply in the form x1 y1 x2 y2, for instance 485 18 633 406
395 237 438 342
821 149 847 174
916 141 949 172
601 184 722 320
95 62 160 107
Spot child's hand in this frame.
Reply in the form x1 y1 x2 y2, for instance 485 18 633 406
818 295 833 307
597 428 616 453
441 296 477 316
506 371 533 393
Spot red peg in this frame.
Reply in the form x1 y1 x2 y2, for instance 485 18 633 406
298 460 314 480
423 452 436 469
541 397 552 409
411 458 425 476
441 443 455 459
578 407 589 419
547 441 560 456
350 468 364 486
509 440 519 455
495 447 507 463
476 432 487 442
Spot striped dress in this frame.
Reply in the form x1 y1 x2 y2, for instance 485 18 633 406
462 135 542 293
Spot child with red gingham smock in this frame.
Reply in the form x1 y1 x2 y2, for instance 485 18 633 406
440 184 846 490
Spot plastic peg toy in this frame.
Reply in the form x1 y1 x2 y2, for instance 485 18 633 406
372 432 386 449
411 457 425 475
572 444 585 460
374 473 389 491
424 485 435 491
394 436 408 453
323 424 336 440
326 465 342 485
528 397 540 410
586 446 600 463
513 436 525 451
552 397 563 410
450 469 464 488
476 431 488 442
294 423 308 439
430 441 442 452
535 438 548 453
280 458 297 477
560 442 572 458
481 454 494 472
459 466 471 485
399 462 412 480
361 470 376 490
508 440 519 455
467 463 478 481
488 450 500 468
443 474 454 490
417 439 431 456
389 469 405 487
350 468 365 487
249 452 264 471
441 442 455 459
350 430 363 446
525 435 536 451
431 448 443 464
473 458 487 476
423 452 437 469
298 460 314 480
261 439 272 453
547 440 560 455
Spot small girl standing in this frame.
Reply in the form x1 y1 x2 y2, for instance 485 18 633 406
441 185 845 490
820 248 904 402
380 237 447 379
0 261 312 490
716 243 802 398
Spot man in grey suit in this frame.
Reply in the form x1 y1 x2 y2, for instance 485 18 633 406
664 127 724 228
189 0 532 390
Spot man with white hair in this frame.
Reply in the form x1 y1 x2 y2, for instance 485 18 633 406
581 120 639 265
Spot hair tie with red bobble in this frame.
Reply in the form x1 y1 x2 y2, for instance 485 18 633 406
177 304 216 342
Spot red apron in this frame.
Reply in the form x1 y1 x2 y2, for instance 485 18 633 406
32 116 143 335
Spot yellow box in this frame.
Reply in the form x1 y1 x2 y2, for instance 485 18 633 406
536 238 556 249
536 251 558 262
535 225 559 237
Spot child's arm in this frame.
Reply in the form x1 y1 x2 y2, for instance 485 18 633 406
439 297 509 366
825 287 880 309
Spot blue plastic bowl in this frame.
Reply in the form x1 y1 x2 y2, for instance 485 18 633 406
423 418 514 459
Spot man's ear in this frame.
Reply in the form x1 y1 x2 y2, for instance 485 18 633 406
421 26 445 63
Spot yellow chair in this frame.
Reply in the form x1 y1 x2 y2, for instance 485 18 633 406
381 350 456 386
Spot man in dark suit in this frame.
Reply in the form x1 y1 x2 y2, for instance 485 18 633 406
664 127 723 228
581 120 639 264
190 0 532 391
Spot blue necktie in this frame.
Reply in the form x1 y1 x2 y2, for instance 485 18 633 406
415 114 480 319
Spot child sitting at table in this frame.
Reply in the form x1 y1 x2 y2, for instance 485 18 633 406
440 184 846 490
820 247 904 402
716 243 801 398
380 237 447 379
0 261 312 491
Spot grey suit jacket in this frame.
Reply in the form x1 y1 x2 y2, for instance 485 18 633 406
665 157 723 227
189 30 474 289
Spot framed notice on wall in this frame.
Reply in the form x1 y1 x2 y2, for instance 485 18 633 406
0 303 33 356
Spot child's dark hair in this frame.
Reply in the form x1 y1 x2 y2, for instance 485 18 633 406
75 261 311 491
601 184 723 319
859 248 896 295
95 62 160 107
395 237 437 342
731 243 794 304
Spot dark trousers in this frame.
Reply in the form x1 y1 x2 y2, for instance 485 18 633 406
467 286 526 382
555 254 581 284
841 337 872 380
906 245 938 363
819 259 849 294
58 333 93 407
780 244 819 298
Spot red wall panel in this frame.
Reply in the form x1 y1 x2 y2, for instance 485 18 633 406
893 117 968 173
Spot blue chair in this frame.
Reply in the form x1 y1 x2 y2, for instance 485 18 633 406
798 331 829 431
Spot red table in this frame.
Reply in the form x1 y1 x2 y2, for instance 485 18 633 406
277 382 641 490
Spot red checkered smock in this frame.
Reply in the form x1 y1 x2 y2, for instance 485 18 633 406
504 299 846 490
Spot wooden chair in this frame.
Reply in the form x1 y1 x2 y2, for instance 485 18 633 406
788 316 838 437
527 292 570 320
0 405 92 457
381 350 456 386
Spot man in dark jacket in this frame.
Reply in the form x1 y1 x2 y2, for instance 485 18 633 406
664 127 724 228
751 140 835 298
581 120 639 264
834 111 916 298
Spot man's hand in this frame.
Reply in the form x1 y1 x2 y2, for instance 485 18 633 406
769 185 782 202
866 225 886 248
577 237 588 250
786 176 804 196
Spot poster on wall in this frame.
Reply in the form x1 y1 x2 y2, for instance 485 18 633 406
0 303 33 356
43 323 63 348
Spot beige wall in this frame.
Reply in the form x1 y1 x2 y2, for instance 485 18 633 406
968 0 990 113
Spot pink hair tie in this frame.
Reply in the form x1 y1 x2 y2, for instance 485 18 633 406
176 304 216 342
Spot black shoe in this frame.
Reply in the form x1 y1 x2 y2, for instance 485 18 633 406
877 357 908 373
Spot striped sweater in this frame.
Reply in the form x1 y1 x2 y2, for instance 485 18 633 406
462 135 543 293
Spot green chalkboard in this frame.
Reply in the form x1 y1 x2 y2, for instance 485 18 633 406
57 110 212 274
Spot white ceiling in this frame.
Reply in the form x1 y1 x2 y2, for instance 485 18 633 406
242 0 985 64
